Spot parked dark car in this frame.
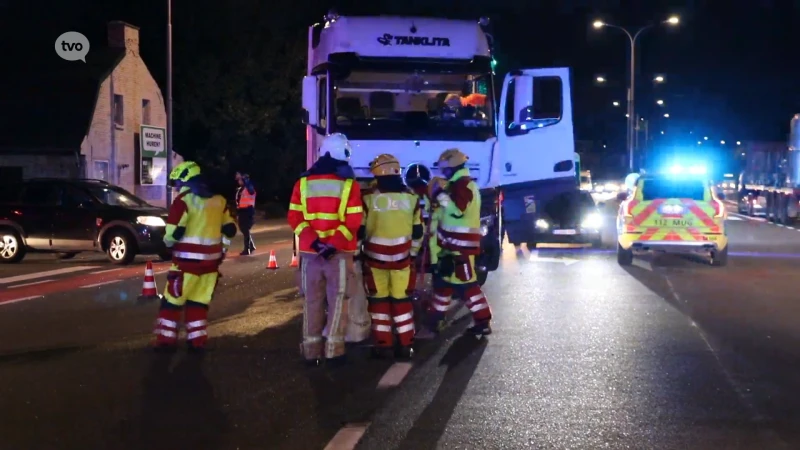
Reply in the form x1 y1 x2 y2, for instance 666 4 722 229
0 178 171 264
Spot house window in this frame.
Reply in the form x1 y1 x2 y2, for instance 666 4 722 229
114 94 124 127
94 160 109 181
142 99 151 124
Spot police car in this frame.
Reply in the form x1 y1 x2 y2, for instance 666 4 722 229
616 165 728 266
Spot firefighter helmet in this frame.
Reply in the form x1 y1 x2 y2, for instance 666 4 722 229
370 153 401 177
169 161 202 185
436 148 469 169
320 133 352 161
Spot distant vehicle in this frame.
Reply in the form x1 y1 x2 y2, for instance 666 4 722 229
737 114 800 222
616 166 728 266
529 190 602 248
580 170 592 191
0 179 170 264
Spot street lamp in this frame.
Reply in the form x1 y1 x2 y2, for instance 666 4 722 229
737 141 742 145
592 15 680 171
612 101 620 106
704 136 708 140
596 76 606 83
654 75 665 83
663 113 670 118
661 131 665 134
656 99 664 105
721 140 726 145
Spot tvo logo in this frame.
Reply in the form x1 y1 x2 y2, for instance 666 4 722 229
370 194 412 212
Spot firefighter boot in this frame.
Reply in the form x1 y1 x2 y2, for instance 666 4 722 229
465 320 492 338
394 345 414 361
153 300 181 352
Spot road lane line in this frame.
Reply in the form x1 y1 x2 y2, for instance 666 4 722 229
0 295 43 306
324 423 370 450
81 280 122 289
90 268 121 275
9 279 55 289
377 362 414 388
0 265 98 285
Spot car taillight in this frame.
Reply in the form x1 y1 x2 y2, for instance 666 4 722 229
712 199 724 218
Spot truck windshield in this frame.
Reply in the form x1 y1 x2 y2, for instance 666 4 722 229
331 70 495 141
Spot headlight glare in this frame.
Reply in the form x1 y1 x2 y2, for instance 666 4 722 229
137 216 166 227
581 213 602 229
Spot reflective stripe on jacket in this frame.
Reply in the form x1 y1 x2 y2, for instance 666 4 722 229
237 186 256 208
361 188 423 270
435 167 482 256
287 174 363 254
165 189 238 274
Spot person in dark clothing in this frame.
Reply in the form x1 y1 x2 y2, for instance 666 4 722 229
235 172 257 255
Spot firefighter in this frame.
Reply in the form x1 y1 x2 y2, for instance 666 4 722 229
360 154 424 360
287 133 363 367
153 161 238 352
427 148 493 336
235 171 257 255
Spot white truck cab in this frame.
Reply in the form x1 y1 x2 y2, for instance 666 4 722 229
301 12 576 282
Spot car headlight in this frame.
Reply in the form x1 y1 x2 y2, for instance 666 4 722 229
137 216 166 227
535 219 549 229
581 212 602 229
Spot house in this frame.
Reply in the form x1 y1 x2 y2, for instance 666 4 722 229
0 21 181 207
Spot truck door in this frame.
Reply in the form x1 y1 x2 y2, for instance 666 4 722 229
496 67 574 186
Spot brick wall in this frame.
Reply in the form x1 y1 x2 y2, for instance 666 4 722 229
0 153 81 179
81 21 182 208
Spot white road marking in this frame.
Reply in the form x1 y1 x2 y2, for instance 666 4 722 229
154 269 170 275
8 279 55 289
0 266 98 285
528 251 580 266
726 216 743 221
324 423 370 450
90 268 121 275
0 295 44 306
377 362 414 388
81 280 121 289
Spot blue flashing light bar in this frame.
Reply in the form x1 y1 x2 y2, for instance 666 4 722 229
667 164 707 175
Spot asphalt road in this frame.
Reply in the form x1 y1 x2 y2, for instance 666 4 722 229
3 207 800 449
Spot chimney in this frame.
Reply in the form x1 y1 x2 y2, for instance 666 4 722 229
108 21 140 54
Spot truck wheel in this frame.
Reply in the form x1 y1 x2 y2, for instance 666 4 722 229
477 269 488 286
0 228 26 264
617 243 633 266
711 246 728 267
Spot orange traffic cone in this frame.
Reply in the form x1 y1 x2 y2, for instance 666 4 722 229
266 250 279 270
137 261 160 301
289 253 298 267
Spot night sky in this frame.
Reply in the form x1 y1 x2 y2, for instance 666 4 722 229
2 0 797 182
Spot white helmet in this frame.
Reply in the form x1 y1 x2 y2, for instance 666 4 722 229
320 133 352 161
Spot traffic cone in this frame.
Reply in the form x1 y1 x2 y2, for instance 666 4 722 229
137 261 160 301
289 253 299 267
266 250 279 270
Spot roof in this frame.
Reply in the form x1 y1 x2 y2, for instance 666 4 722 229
0 47 125 152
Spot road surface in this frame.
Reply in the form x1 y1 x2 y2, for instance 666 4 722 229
2 208 800 449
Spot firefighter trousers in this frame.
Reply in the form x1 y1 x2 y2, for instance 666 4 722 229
300 253 355 360
362 265 416 348
427 254 492 327
154 266 219 349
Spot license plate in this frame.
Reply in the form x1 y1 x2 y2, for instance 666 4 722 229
654 219 694 227
553 229 577 235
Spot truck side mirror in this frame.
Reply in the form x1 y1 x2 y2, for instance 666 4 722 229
302 76 319 126
616 192 628 201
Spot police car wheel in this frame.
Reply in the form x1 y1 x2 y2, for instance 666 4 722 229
710 246 728 267
617 243 633 266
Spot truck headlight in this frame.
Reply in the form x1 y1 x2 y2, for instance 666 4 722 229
535 219 549 229
581 213 602 229
137 216 166 227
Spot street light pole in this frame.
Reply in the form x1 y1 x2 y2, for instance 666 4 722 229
166 0 174 208
593 16 679 172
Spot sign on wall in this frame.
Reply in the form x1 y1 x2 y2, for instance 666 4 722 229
140 125 167 185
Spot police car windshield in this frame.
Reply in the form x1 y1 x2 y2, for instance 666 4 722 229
641 178 705 201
